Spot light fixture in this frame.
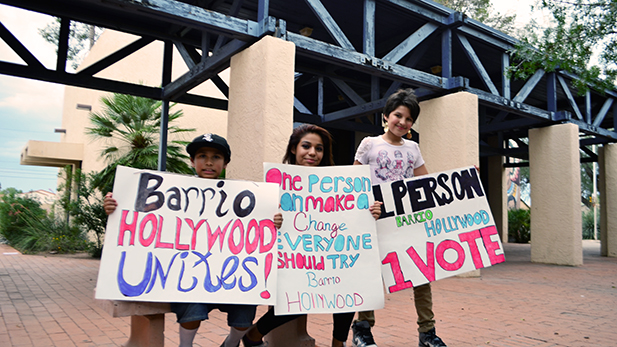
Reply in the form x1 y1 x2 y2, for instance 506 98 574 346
300 27 313 37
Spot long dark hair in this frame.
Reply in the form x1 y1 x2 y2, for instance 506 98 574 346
283 124 335 166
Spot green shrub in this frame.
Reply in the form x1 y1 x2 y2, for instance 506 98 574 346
582 209 599 240
0 188 47 246
13 209 88 254
508 208 530 243
57 167 108 258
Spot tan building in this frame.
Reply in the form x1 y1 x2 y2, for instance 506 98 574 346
21 29 229 180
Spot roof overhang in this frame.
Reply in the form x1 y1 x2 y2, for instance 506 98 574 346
20 140 84 168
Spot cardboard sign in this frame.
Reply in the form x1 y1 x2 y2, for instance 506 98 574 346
375 166 505 293
264 163 385 315
95 166 280 304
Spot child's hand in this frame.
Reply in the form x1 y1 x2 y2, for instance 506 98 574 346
273 212 283 229
103 192 118 215
370 201 383 220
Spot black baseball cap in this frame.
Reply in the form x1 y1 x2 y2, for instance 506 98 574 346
186 133 231 163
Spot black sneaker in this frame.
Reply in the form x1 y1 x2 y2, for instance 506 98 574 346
242 334 268 347
418 328 447 347
351 321 377 347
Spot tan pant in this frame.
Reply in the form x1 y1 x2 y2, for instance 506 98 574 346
356 283 435 333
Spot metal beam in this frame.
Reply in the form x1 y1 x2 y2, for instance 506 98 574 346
163 39 248 100
289 32 447 90
382 22 438 64
0 60 228 109
592 98 614 127
0 21 45 70
557 75 583 120
363 0 375 56
322 98 387 124
304 0 355 50
513 69 544 103
457 33 499 96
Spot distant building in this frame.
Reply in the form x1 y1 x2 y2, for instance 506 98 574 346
18 189 57 212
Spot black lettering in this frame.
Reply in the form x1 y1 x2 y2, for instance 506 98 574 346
435 173 454 205
166 187 181 211
407 177 436 212
234 190 256 217
391 180 408 215
135 173 164 212
372 185 394 219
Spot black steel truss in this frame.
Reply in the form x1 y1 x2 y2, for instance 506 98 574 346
1 0 615 166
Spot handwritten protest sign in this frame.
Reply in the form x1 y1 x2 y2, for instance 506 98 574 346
375 166 505 293
264 163 385 315
95 166 280 304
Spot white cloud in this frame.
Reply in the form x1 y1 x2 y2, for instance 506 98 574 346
0 76 64 115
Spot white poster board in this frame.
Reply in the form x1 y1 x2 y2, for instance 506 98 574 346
95 166 279 304
375 166 505 293
264 163 385 315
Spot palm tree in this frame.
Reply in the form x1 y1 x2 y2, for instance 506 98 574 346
87 93 195 193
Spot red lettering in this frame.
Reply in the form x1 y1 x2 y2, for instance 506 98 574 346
344 195 355 209
480 226 505 265
118 210 138 246
207 219 234 252
259 219 277 253
245 219 260 254
139 213 157 247
184 218 206 250
435 240 465 271
324 196 335 212
406 242 435 282
228 219 245 254
458 229 484 269
155 215 173 249
174 217 189 250
335 195 345 211
382 252 413 293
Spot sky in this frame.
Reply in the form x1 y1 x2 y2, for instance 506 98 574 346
0 5 64 193
0 1 537 194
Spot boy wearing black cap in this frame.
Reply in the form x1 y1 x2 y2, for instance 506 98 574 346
104 133 280 347
185 133 231 180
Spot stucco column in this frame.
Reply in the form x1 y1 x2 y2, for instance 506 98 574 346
226 35 295 181
417 91 481 277
598 143 617 257
487 136 508 242
528 123 582 265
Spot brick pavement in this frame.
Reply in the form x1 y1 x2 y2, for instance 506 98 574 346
1 241 616 347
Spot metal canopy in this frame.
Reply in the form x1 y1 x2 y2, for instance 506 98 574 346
1 0 615 165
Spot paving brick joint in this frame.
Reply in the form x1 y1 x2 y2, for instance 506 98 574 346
1 241 616 347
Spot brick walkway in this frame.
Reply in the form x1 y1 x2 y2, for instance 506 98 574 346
1 241 616 347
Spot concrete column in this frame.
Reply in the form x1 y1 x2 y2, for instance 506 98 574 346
598 144 617 257
226 35 295 181
528 123 582 265
417 92 481 277
416 92 479 172
487 136 508 243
